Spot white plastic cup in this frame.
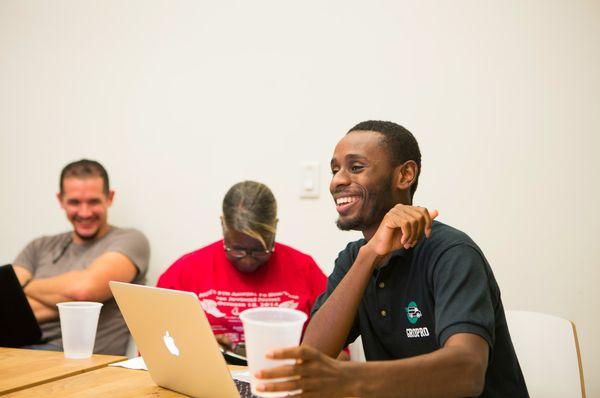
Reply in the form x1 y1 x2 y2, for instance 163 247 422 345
240 307 307 397
57 301 103 359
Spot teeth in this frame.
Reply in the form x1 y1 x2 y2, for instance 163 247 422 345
336 197 357 205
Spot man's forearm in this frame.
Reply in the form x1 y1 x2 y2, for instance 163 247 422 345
27 296 59 323
24 271 87 306
345 343 487 398
303 246 382 357
24 252 139 306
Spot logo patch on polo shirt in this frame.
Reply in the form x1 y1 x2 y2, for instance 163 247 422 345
405 301 422 325
405 301 430 338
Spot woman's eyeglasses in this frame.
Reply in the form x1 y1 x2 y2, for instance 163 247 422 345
223 244 275 259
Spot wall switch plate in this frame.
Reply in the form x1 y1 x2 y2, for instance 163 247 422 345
300 161 320 199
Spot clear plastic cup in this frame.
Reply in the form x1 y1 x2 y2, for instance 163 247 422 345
240 307 307 397
57 301 103 359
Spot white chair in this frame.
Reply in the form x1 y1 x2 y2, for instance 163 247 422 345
506 310 586 398
348 335 366 362
125 335 138 358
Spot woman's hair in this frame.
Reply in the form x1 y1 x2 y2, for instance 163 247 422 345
222 181 277 249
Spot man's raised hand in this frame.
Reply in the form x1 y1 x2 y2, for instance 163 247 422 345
366 204 439 256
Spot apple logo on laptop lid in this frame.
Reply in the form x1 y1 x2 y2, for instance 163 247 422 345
163 331 180 356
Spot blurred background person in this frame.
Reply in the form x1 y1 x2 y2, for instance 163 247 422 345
13 159 150 355
157 181 338 358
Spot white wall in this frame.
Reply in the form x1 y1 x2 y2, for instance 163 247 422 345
1 0 598 394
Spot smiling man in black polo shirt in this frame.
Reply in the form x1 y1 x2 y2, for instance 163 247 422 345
256 121 529 397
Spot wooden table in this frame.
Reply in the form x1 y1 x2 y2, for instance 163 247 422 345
2 366 186 398
1 349 247 397
0 347 125 396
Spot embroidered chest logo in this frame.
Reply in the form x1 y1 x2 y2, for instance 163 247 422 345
405 301 422 325
405 301 430 338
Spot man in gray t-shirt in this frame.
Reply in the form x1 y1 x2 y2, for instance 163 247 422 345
12 159 150 355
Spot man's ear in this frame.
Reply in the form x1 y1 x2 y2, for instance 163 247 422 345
106 190 115 206
56 192 65 209
393 160 418 191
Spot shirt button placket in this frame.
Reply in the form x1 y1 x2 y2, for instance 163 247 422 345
375 275 389 324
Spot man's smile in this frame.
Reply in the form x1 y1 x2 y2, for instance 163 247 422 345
334 195 362 215
73 217 100 234
75 218 98 225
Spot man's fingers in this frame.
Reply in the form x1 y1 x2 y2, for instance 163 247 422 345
266 346 302 360
255 364 297 379
415 206 439 238
420 207 433 237
257 346 325 381
256 366 331 395
400 219 411 245
374 205 440 254
416 213 424 240
406 207 425 245
267 345 319 361
426 209 439 237
384 207 420 248
256 378 301 393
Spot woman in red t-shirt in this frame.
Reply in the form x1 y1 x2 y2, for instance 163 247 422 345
157 181 342 359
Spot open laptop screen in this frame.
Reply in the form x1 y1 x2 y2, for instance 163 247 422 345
0 264 42 347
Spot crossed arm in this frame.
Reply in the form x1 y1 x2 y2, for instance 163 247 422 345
14 252 138 322
255 205 490 397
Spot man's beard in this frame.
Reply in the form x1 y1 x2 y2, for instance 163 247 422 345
336 177 394 232
74 226 100 241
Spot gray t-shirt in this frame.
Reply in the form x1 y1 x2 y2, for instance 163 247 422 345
14 226 150 355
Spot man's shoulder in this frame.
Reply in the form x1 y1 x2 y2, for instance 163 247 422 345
342 238 367 254
414 221 489 277
106 226 148 241
421 221 478 251
100 227 150 256
334 238 367 268
25 231 72 251
413 221 483 267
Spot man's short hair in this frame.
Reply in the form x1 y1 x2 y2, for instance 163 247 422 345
222 181 277 249
60 159 110 196
348 120 422 199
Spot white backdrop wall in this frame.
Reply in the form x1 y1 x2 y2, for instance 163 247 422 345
1 0 598 394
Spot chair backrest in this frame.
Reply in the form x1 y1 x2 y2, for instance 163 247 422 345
506 310 586 398
348 335 366 362
125 335 138 358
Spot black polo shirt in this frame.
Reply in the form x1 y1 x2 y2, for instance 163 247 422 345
312 221 528 397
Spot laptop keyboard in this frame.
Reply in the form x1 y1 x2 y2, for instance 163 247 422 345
234 379 259 398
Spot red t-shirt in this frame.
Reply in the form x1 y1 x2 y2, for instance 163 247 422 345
156 240 327 346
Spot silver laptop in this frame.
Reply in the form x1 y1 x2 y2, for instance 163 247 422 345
109 281 254 398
